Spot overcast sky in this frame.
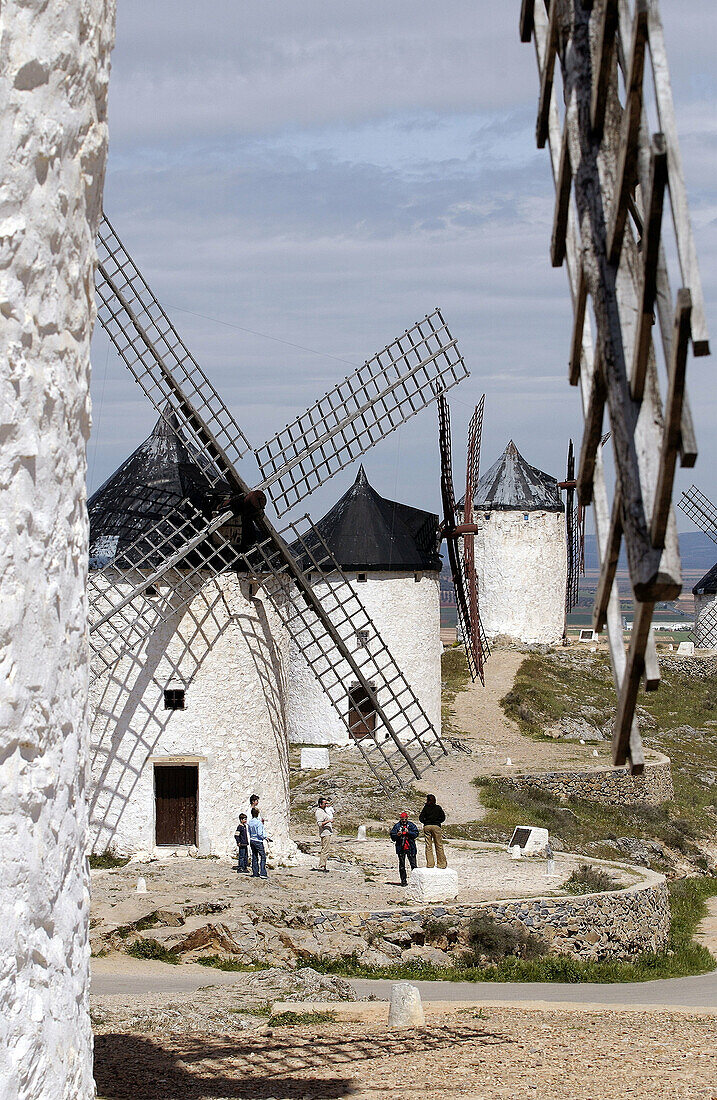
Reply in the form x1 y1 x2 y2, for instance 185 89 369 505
90 1 717 533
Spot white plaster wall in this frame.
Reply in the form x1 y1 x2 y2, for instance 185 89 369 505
89 574 296 862
0 5 113 1098
286 572 441 746
475 510 566 644
694 592 717 648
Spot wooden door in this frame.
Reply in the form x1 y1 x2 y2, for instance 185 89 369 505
154 765 198 846
348 685 376 740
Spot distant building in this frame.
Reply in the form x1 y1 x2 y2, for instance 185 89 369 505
287 465 442 746
693 562 717 647
464 441 566 645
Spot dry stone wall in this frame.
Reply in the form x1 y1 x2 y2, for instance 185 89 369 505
0 3 114 1097
494 753 674 807
308 872 669 962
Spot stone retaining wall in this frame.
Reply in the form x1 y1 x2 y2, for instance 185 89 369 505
309 874 669 962
494 753 673 806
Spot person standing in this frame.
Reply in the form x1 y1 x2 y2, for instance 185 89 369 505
248 807 270 878
234 813 249 873
419 794 447 869
315 796 334 873
390 811 419 886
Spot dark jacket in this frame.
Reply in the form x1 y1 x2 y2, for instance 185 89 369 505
234 823 248 848
390 820 419 856
419 802 446 826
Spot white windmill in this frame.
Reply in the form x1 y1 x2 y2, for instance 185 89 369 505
87 216 470 858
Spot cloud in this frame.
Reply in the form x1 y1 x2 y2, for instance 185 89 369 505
91 0 717 534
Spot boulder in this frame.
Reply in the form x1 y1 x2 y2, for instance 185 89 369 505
406 868 459 903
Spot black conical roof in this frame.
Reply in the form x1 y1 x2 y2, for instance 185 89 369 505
88 412 227 567
693 561 717 596
469 440 564 513
295 465 440 572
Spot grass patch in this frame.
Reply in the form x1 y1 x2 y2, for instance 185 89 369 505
89 851 130 870
563 863 623 895
441 647 471 731
268 1010 336 1027
194 955 268 972
125 938 179 965
462 779 711 865
300 876 717 984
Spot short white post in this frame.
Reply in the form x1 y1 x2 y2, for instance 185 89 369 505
136 877 147 894
388 982 424 1027
356 824 367 841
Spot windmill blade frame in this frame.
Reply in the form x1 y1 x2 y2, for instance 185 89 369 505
255 309 469 515
462 396 488 683
678 486 717 543
437 394 486 683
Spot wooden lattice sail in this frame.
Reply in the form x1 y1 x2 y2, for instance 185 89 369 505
520 0 709 771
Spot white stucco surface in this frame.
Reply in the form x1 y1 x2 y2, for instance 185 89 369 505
89 574 296 862
474 510 566 644
694 593 716 648
286 572 441 746
0 4 113 1097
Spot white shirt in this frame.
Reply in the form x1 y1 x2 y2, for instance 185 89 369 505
315 806 334 836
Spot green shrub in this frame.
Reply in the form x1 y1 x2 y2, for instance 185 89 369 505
89 850 130 870
125 938 178 964
464 916 549 962
563 864 622 895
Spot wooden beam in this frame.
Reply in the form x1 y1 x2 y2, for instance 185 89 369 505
643 631 660 692
593 491 622 632
551 118 572 267
651 288 691 548
630 134 668 400
606 1 648 266
612 599 653 768
591 0 619 139
577 352 606 507
648 5 710 356
520 0 535 43
536 0 559 149
569 262 587 385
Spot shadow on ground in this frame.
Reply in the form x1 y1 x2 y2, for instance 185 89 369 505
94 1023 506 1098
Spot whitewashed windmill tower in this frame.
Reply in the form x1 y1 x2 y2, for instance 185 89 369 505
87 216 469 858
469 440 567 645
286 465 443 747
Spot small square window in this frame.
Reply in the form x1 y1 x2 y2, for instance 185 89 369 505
414 572 423 583
357 573 367 583
164 688 185 711
523 513 529 522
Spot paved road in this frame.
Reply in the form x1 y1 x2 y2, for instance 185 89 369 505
349 973 717 1009
91 957 717 1009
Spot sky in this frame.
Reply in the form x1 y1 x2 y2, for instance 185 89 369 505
89 1 717 533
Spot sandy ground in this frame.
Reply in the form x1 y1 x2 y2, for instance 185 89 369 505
91 841 641 933
93 1003 717 1099
426 648 617 823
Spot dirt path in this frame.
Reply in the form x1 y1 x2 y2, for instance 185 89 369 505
425 648 615 823
94 1004 717 1099
696 895 717 957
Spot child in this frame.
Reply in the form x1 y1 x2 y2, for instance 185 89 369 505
234 813 249 873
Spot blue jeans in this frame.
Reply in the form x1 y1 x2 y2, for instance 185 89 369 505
237 846 248 872
251 841 267 877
